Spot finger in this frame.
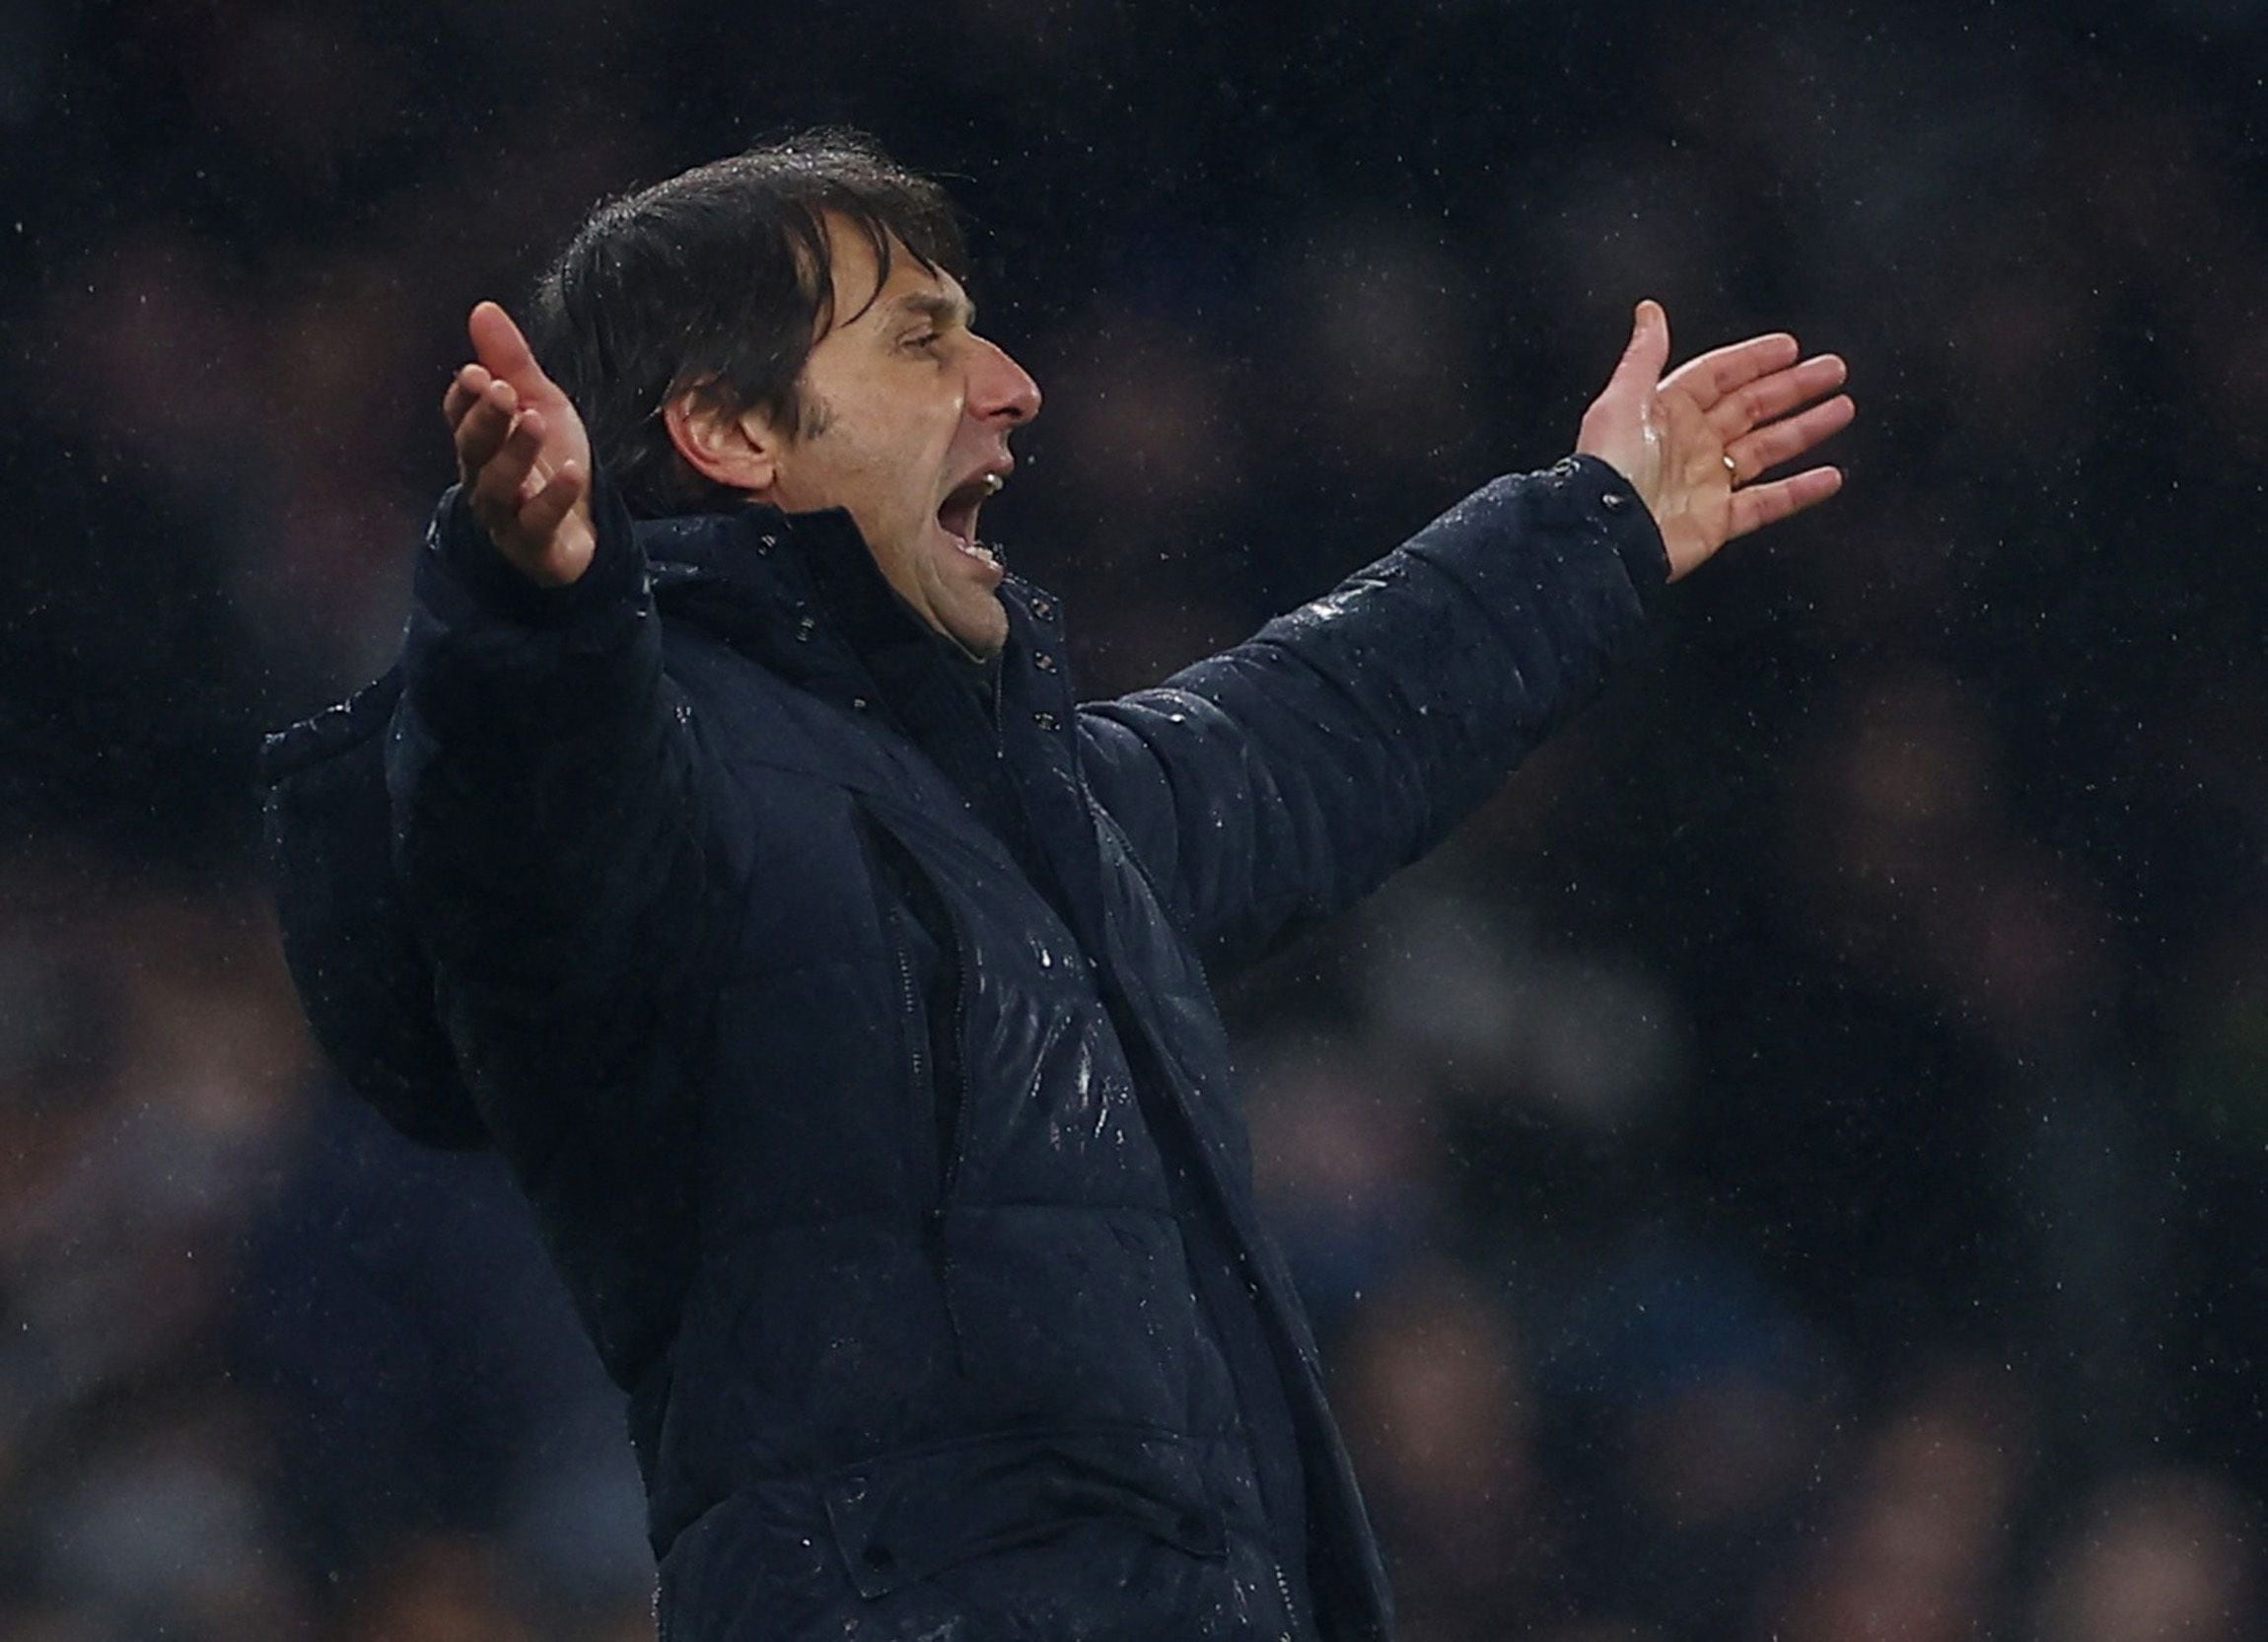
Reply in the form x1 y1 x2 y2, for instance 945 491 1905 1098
470 400 545 520
455 378 521 477
441 364 492 431
1728 393 1855 482
1663 331 1801 413
1711 353 1848 439
1608 299 1672 394
517 461 586 542
509 409 555 504
467 300 550 397
1727 464 1843 538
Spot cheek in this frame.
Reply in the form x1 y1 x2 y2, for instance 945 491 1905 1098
833 438 928 526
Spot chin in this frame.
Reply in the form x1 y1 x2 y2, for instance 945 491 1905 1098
946 603 1010 660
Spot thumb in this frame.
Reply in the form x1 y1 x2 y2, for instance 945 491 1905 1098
1610 299 1671 393
467 301 549 396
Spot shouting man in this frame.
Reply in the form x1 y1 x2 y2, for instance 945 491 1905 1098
264 132 1852 1642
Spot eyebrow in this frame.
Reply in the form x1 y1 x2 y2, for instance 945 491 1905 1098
891 290 974 329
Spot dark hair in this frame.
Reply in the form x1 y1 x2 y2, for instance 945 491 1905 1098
527 129 968 519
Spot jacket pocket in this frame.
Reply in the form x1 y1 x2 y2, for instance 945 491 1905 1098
656 1485 838 1642
820 1425 1228 1600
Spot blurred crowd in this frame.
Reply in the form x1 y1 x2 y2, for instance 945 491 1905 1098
4 0 2266 1637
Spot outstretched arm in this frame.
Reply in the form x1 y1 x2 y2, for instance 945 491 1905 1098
1080 304 1852 967
392 304 714 1062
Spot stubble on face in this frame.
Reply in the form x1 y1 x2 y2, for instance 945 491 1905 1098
761 222 1028 659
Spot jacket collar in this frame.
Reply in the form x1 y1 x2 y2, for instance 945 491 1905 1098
642 504 1111 959
639 502 1039 721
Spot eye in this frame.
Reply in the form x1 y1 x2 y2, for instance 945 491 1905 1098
903 330 944 353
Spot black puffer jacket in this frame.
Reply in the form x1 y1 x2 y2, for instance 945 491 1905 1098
262 458 1665 1642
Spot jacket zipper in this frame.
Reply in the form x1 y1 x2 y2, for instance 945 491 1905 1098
857 809 974 1364
896 843 972 1202
858 814 929 1120
888 907 927 1100
936 935 972 1201
1272 1560 1298 1640
909 848 972 1372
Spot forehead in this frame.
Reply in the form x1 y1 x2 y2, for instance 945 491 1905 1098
820 213 969 330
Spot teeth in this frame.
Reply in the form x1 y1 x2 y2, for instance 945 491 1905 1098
978 473 1005 496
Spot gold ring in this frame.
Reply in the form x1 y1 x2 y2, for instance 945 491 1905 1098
1723 454 1739 481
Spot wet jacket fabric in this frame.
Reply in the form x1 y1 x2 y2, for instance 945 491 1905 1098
261 456 1666 1642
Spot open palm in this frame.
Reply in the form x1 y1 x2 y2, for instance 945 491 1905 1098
1577 300 1853 581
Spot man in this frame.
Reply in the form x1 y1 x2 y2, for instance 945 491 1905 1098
264 132 1851 1641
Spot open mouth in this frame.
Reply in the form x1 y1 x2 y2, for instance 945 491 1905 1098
937 472 1006 570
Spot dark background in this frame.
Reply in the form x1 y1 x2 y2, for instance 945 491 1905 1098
3 3 2265 1638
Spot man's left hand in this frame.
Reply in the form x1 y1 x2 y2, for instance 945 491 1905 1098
1576 300 1853 581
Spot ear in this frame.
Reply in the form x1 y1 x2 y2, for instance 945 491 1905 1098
664 393 784 496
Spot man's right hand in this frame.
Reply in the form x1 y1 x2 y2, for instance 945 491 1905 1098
441 301 597 586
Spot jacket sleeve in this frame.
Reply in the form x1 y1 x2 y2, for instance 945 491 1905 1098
387 476 717 1098
1075 456 1668 968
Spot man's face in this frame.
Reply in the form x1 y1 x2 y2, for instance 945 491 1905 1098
761 217 1041 658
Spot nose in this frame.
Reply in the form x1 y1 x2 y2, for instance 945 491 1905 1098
967 334 1041 426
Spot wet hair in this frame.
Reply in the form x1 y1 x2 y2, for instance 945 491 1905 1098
527 129 968 519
